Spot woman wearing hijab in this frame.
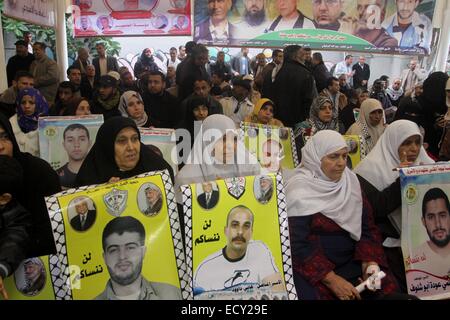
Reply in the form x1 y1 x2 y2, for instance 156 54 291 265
294 96 344 160
346 99 385 154
75 117 173 187
178 96 210 147
0 113 61 257
118 91 153 128
62 97 92 116
133 48 159 80
354 119 434 292
10 88 49 156
286 130 399 300
244 98 284 127
176 114 260 187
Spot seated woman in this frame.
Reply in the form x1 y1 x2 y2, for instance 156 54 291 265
244 98 284 127
346 99 385 155
62 97 92 116
0 113 61 257
286 130 399 300
294 96 345 160
118 91 153 128
10 88 49 157
354 119 434 292
339 88 369 131
75 117 173 187
176 114 260 187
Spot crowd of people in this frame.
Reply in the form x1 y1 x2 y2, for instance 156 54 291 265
0 33 449 300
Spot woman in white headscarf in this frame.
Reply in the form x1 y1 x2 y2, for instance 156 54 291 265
354 119 434 292
175 114 261 187
346 98 386 154
286 130 399 300
118 91 153 128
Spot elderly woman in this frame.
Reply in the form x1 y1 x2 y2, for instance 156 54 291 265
118 91 153 128
244 98 284 127
75 117 173 187
10 88 49 156
346 98 385 154
176 114 260 187
354 120 434 291
286 130 400 300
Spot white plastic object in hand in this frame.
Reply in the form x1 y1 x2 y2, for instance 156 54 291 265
356 271 386 293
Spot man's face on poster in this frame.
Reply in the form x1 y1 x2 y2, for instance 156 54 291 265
24 262 40 281
312 0 343 27
260 178 271 192
101 17 109 29
276 0 297 18
422 198 450 248
63 128 91 162
75 200 89 216
80 16 89 30
396 0 419 21
177 16 186 28
225 209 253 253
202 183 213 193
145 188 160 204
104 232 145 286
208 0 232 24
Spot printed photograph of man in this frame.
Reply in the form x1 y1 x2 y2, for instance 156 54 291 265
96 216 182 300
78 16 93 32
260 138 284 173
311 0 347 32
254 176 273 204
193 205 286 299
197 182 219 210
382 0 432 54
194 0 236 42
141 184 163 216
97 16 113 32
15 258 46 296
69 197 96 232
172 15 189 30
410 188 450 277
152 15 168 29
56 123 92 189
266 0 315 33
234 0 269 38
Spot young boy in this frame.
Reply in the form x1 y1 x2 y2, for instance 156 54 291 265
0 155 31 300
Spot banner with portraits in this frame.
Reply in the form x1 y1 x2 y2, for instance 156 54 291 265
44 170 188 300
194 0 437 55
181 173 297 300
342 135 364 170
38 115 104 189
72 0 191 37
400 164 450 300
3 0 55 27
140 128 178 174
240 122 299 173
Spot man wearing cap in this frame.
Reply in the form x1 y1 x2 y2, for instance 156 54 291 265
220 77 254 127
92 42 119 83
20 258 46 296
6 40 35 87
90 75 121 119
143 186 163 216
257 176 273 204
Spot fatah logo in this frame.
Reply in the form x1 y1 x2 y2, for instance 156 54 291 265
103 188 128 217
225 177 246 200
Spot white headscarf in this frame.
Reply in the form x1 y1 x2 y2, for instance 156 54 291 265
118 91 148 127
176 114 260 187
354 120 434 191
346 98 385 151
286 130 363 240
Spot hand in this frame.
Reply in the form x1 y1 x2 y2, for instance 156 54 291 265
399 151 413 168
360 262 381 292
322 272 361 300
435 116 446 129
0 276 9 300
362 262 379 281
108 177 121 183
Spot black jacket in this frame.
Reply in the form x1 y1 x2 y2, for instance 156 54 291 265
312 62 331 93
92 56 119 83
176 57 210 101
0 201 31 278
70 210 96 232
271 59 315 127
352 63 370 89
142 91 179 129
6 54 35 87
197 191 219 210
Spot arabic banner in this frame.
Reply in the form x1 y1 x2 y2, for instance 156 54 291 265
72 0 191 37
0 256 57 300
181 173 297 300
194 0 436 55
38 115 104 190
3 0 55 27
45 170 189 300
342 135 364 170
400 164 450 300
140 128 178 174
240 122 299 173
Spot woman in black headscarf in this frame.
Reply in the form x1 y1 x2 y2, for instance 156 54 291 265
0 113 61 257
133 48 160 80
76 116 173 187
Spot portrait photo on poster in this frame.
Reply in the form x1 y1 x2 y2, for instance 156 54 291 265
196 181 220 210
152 14 169 29
172 14 189 30
14 258 47 297
253 175 273 205
97 15 113 31
67 196 97 232
137 182 164 217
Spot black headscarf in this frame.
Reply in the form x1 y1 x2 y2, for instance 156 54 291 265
0 113 61 257
418 71 449 116
76 116 173 187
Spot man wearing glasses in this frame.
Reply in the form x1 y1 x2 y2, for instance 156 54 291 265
311 0 353 33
